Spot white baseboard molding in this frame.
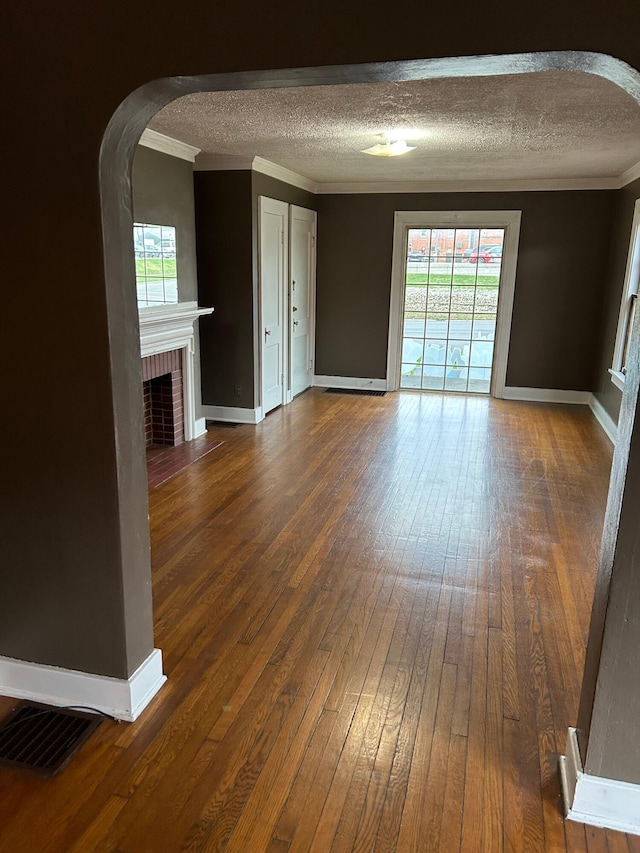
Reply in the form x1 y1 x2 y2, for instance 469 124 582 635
201 404 264 424
560 728 640 836
0 648 166 722
503 387 592 404
589 394 618 445
194 416 208 438
313 375 387 392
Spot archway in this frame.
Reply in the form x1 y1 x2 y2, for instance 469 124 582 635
99 51 640 724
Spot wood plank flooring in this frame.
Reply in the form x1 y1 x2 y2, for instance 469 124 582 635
1 388 637 852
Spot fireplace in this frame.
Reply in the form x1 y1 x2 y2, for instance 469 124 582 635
142 351 184 446
139 302 213 443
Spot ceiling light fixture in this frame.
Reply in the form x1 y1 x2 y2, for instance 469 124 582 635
361 138 416 157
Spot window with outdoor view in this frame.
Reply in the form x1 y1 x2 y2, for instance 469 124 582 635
401 226 504 394
134 223 178 307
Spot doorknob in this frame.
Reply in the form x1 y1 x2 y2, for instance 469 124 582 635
293 320 299 327
265 328 271 338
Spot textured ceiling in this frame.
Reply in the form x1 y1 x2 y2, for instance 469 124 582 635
149 71 640 184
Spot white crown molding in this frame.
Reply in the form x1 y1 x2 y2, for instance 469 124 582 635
195 154 318 194
251 156 318 194
313 375 387 391
139 129 200 163
560 727 640 836
502 387 591 404
194 155 255 172
619 160 640 188
0 649 166 722
316 177 622 195
193 150 640 195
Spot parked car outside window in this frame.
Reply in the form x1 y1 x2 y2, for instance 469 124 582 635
469 245 502 264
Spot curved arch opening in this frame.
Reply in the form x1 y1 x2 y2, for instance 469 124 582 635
98 49 640 687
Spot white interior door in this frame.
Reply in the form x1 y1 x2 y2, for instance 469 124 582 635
289 206 317 398
259 197 288 415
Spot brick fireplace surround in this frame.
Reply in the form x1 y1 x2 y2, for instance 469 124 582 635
138 302 214 445
142 350 184 447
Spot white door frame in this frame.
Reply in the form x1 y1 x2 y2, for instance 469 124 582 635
288 205 317 400
387 209 522 398
258 196 289 417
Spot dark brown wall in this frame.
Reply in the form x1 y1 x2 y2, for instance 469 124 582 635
194 170 316 409
4 0 640 697
194 171 255 408
592 177 640 423
315 190 615 386
133 146 198 302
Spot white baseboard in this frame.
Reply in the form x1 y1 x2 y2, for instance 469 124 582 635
502 387 592 404
313 375 387 391
201 405 264 424
588 394 618 445
194 416 208 438
0 648 166 722
560 728 640 836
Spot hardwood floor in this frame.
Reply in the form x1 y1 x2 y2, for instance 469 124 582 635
1 389 637 852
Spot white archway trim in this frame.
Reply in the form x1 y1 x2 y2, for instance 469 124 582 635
387 209 521 398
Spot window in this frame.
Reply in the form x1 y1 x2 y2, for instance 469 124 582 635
611 199 640 390
134 223 178 307
400 226 505 394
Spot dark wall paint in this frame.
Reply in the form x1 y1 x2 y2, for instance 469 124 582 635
315 191 614 388
132 146 198 302
251 173 317 212
195 171 254 408
4 0 640 749
194 170 316 409
592 177 640 423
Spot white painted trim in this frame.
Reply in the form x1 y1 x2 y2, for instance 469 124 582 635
139 302 214 442
289 205 317 398
194 155 255 171
609 368 626 392
387 210 521 398
560 727 640 836
619 160 640 188
313 375 387 391
259 196 289 415
316 177 621 195
194 153 640 196
194 417 208 438
252 157 318 194
201 405 264 424
195 154 318 193
502 387 591 404
612 199 640 376
139 129 200 162
0 649 166 723
589 394 618 444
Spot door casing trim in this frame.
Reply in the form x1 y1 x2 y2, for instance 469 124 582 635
387 209 522 397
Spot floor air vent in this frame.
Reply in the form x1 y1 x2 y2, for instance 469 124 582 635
325 388 387 397
0 703 103 777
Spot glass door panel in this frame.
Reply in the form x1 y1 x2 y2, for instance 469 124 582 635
401 226 504 395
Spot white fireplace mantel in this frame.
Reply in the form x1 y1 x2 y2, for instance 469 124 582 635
138 301 213 440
